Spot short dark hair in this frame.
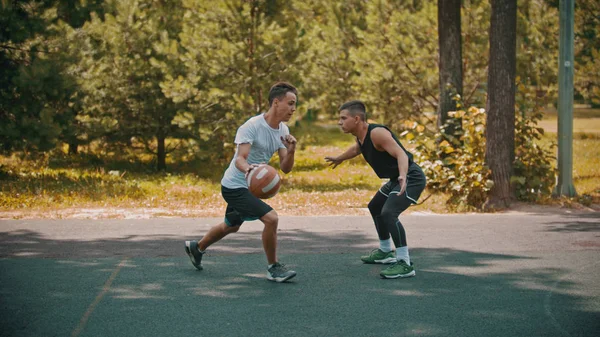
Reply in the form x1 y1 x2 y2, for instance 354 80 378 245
268 82 298 106
339 100 367 121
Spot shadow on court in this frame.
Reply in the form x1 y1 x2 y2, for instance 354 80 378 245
1 221 599 337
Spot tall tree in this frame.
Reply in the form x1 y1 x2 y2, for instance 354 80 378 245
299 0 365 119
0 0 107 154
352 0 438 128
437 0 463 138
485 0 518 208
172 0 311 163
0 0 58 153
77 0 187 170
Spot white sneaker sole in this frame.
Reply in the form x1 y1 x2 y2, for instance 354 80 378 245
267 273 297 283
375 257 398 264
381 270 416 279
362 257 397 264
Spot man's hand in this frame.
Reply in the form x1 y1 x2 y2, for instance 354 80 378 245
324 156 343 169
244 163 261 178
398 175 407 195
281 134 297 152
324 143 360 170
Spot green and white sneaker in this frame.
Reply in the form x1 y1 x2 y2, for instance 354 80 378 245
380 260 415 279
360 249 397 264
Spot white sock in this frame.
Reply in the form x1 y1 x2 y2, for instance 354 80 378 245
396 246 410 265
379 238 394 252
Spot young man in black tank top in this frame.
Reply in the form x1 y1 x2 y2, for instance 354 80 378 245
325 100 426 279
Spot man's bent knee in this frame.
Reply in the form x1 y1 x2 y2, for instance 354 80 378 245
368 199 379 216
379 212 399 227
261 210 279 228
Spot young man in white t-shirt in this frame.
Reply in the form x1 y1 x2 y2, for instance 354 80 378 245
185 82 299 283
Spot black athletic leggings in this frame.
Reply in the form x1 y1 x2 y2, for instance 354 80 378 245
367 189 413 247
368 163 426 248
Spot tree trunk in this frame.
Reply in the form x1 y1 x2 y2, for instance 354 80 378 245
437 0 463 140
68 142 78 155
485 0 517 209
157 135 166 171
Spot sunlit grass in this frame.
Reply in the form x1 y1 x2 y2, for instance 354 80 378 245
537 117 600 134
543 106 600 119
538 106 600 200
0 156 220 211
540 132 600 199
1 110 599 218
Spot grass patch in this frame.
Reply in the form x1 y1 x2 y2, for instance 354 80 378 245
543 106 600 119
565 136 600 199
537 118 600 134
539 106 600 134
0 156 220 211
538 131 600 203
1 114 599 218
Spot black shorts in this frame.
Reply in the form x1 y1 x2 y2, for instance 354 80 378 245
221 186 273 227
379 163 426 203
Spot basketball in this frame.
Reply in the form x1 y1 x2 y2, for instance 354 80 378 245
247 164 281 199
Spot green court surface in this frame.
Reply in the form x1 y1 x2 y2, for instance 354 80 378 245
1 215 599 337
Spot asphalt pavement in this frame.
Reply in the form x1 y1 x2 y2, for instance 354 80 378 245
1 212 599 337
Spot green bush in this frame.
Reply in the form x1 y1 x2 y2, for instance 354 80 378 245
513 83 557 201
404 87 556 210
403 103 492 211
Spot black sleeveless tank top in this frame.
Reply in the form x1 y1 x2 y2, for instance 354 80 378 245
358 124 414 179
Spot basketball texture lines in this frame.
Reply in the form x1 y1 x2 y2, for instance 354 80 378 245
247 164 281 199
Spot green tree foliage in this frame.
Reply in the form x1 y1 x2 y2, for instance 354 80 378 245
1 0 597 209
460 0 490 107
516 0 559 100
75 0 188 170
573 0 600 106
298 0 366 119
529 0 599 106
169 0 312 162
0 1 79 153
461 0 559 107
55 0 108 28
351 0 438 129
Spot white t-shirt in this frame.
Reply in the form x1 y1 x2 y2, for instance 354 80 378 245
221 113 289 189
